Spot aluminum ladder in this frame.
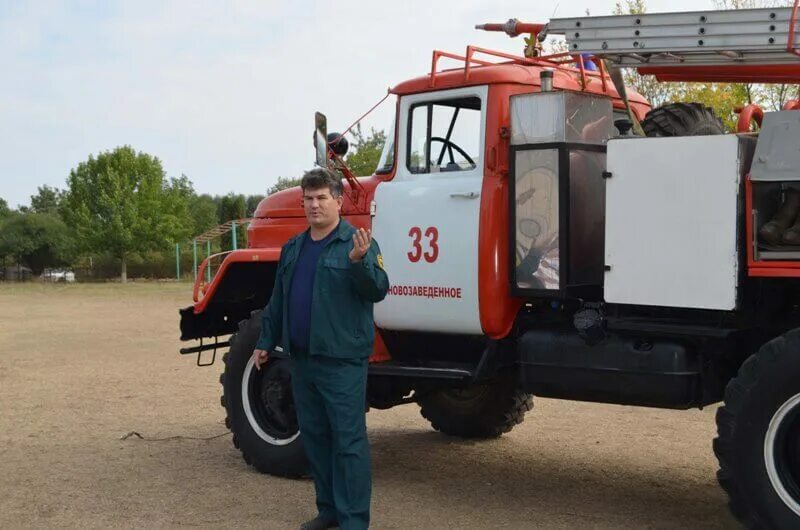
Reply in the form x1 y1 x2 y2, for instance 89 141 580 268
542 6 800 68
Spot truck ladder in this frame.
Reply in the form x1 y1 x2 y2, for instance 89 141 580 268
543 6 800 74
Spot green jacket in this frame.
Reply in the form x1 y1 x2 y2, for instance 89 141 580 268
255 219 390 359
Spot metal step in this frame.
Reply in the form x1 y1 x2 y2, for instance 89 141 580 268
544 7 800 67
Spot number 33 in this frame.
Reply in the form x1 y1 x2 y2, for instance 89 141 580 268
408 226 439 263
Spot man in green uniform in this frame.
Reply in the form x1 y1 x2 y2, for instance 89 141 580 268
252 168 389 530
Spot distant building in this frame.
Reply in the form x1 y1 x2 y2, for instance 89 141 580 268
2 265 33 282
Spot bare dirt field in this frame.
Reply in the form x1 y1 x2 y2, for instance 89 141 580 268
0 282 739 529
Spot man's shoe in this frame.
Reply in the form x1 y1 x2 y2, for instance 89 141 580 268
299 515 338 530
760 189 800 245
784 223 800 245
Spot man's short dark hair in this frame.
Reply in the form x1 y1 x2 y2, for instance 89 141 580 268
301 168 343 198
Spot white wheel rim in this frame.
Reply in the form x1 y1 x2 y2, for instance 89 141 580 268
764 391 800 517
241 357 301 446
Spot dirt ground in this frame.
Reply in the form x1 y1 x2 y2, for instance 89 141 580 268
0 282 740 529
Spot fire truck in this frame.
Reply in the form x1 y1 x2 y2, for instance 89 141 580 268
179 6 800 527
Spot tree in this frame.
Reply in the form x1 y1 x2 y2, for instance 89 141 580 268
262 127 385 199
760 82 800 112
189 194 220 236
0 212 75 275
218 193 247 249
676 83 752 131
30 185 64 214
61 146 192 282
345 124 386 177
268 177 301 195
246 194 265 217
219 193 247 223
161 174 195 244
0 198 10 219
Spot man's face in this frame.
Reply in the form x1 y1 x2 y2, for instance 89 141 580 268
303 186 343 229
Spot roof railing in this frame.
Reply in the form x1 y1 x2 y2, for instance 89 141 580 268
429 45 612 94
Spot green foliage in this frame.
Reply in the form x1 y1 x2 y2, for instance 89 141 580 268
760 83 800 112
614 0 646 15
61 146 193 281
0 212 75 274
79 249 193 280
190 194 219 235
30 185 64 214
218 193 247 222
162 174 195 244
676 83 753 130
246 194 265 217
268 177 301 195
0 198 11 219
218 193 247 248
345 124 386 177
4 154 292 279
260 126 386 204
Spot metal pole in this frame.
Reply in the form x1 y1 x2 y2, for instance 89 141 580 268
193 239 197 281
206 240 211 283
232 221 237 251
176 243 180 280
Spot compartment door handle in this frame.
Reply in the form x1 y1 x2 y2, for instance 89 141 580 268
449 191 480 199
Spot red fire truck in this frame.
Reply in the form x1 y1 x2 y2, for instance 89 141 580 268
180 7 800 527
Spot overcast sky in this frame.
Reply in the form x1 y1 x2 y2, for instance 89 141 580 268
0 0 714 208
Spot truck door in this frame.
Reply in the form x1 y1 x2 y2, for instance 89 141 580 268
373 85 487 334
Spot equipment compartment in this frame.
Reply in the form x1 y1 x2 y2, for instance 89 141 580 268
748 111 800 273
509 91 612 297
605 134 753 311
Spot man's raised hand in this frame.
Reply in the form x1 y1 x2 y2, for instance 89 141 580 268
349 228 372 263
253 348 269 370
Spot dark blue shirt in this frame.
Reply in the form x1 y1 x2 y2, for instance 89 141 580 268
288 227 338 350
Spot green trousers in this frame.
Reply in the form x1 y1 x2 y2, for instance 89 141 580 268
291 354 371 530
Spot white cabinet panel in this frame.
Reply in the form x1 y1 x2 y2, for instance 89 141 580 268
605 135 743 310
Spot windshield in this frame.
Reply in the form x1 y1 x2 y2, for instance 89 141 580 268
375 116 396 175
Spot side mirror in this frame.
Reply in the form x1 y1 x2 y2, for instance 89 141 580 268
314 112 328 167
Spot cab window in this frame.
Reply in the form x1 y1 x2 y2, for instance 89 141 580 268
375 116 395 175
407 97 481 174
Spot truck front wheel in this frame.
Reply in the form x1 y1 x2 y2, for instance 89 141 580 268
714 330 800 528
418 373 533 438
220 310 308 477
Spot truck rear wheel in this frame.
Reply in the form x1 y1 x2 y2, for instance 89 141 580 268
220 310 307 477
714 330 800 528
418 373 533 438
641 102 725 137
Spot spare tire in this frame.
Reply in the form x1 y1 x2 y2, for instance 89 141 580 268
641 102 725 137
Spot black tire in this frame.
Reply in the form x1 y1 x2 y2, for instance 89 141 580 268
641 102 725 137
220 310 308 477
714 330 800 529
418 373 533 438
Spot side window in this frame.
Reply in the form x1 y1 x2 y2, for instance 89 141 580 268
375 116 396 175
407 97 481 174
